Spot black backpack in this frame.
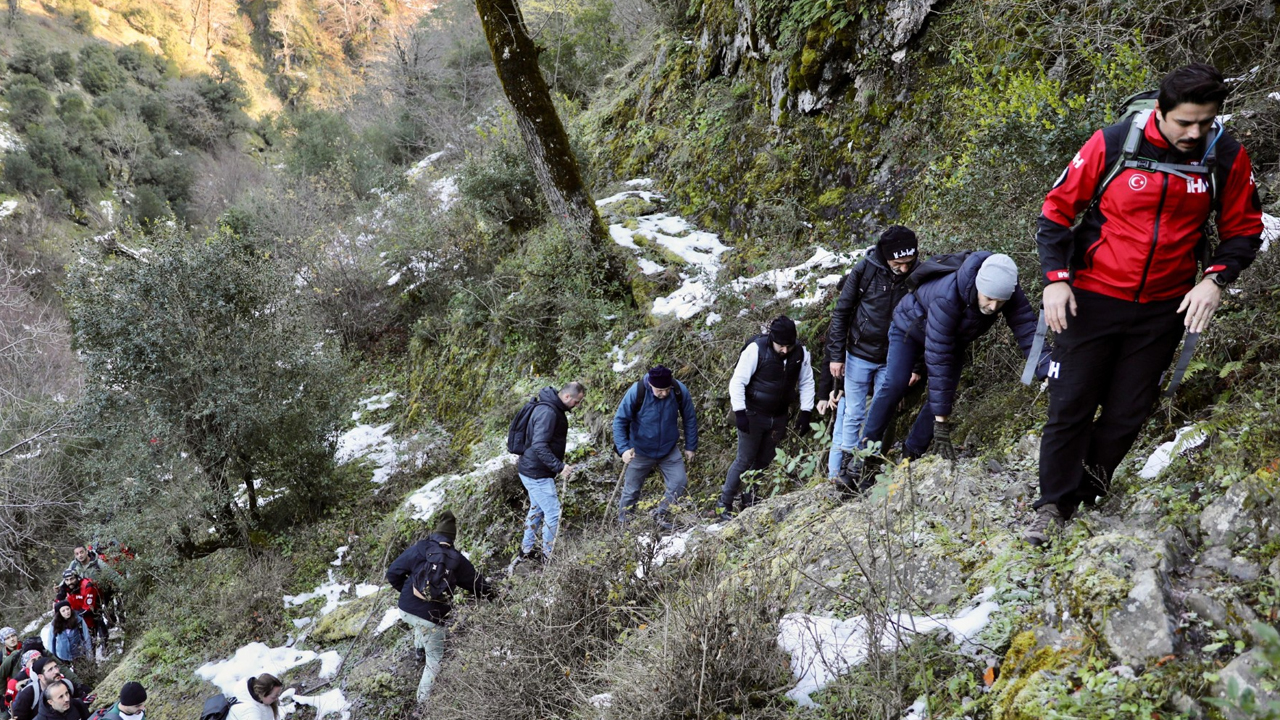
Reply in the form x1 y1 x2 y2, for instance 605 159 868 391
410 539 454 602
905 251 975 292
199 694 239 720
506 395 551 455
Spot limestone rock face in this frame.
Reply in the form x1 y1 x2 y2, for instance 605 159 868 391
885 0 941 47
1102 568 1175 666
1213 648 1280 720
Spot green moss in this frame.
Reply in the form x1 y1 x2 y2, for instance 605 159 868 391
310 589 393 644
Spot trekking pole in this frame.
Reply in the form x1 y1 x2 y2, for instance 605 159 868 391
601 461 628 530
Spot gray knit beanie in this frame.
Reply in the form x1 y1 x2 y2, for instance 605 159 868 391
975 254 1018 301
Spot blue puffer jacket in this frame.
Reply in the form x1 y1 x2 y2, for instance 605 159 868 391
893 251 1044 417
612 378 698 459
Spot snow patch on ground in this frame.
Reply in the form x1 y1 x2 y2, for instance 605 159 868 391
284 546 383 617
431 176 459 210
0 122 22 152
22 612 51 634
286 688 351 720
0 200 17 218
596 189 664 206
589 692 614 708
197 642 336 698
335 423 398 484
634 528 697 578
705 312 722 326
731 247 861 307
405 149 451 181
777 588 999 707
609 331 640 373
374 606 402 635
1138 425 1208 479
1261 213 1278 253
624 178 654 188
901 696 928 720
358 392 398 412
637 257 665 275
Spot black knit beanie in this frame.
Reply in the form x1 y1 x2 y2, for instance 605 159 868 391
433 510 458 540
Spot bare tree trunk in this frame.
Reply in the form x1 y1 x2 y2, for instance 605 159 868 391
6 0 17 28
474 0 628 291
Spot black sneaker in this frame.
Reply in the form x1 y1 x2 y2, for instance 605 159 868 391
415 647 426 663
704 506 733 522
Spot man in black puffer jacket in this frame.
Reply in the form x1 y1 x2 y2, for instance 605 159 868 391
827 226 920 488
849 252 1049 491
386 510 495 704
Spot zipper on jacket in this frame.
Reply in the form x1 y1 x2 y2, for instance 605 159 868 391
1134 173 1169 302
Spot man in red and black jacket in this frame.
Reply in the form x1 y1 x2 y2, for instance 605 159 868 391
1027 63 1264 546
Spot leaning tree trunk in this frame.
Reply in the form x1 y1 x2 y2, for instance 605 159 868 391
474 0 629 292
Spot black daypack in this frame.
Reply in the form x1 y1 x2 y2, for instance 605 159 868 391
410 539 454 602
199 694 239 720
506 395 551 455
905 251 975 292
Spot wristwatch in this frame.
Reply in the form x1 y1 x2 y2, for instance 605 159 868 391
1208 273 1229 288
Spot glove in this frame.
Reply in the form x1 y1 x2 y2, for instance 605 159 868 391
734 410 749 432
795 410 812 437
932 420 957 460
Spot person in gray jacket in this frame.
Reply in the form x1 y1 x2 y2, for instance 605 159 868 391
515 382 586 562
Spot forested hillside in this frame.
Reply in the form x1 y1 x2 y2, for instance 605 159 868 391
1 0 1278 716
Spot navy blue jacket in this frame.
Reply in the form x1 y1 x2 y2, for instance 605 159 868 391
893 251 1044 417
516 386 570 480
612 378 698 458
385 533 494 624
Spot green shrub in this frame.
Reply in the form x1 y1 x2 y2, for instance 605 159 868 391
4 78 53 131
65 223 353 539
7 40 55 85
77 43 127 95
49 51 76 82
456 120 545 230
130 184 171 224
115 42 166 88
70 7 95 34
1 151 57 194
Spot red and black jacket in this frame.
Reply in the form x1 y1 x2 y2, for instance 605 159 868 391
1037 112 1263 302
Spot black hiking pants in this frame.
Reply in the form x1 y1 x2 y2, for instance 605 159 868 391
719 412 787 510
1037 288 1185 515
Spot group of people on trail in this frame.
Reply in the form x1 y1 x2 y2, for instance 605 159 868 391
382 61 1264 709
0 577 147 720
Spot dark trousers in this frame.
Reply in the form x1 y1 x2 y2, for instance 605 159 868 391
720 412 787 510
861 327 936 457
1036 289 1184 514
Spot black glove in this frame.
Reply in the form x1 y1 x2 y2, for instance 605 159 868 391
734 410 749 432
795 410 812 436
932 420 957 460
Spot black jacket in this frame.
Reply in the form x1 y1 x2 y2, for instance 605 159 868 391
14 679 84 720
516 386 570 480
827 247 912 365
385 533 495 624
892 251 1044 417
34 698 91 720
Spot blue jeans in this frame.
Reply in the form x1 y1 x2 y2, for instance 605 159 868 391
840 353 887 452
619 446 688 521
827 398 845 479
519 473 561 556
861 327 935 457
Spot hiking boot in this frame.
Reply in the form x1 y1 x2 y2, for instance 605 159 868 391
654 514 675 532
704 506 733 522
415 647 426 663
508 548 544 573
1023 504 1065 548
